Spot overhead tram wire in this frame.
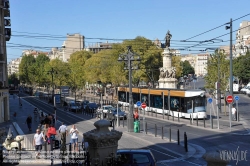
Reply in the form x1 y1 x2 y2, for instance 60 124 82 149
183 12 250 41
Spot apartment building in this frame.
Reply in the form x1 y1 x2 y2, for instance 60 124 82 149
195 54 208 76
234 21 250 57
7 57 21 76
62 33 85 62
0 0 10 123
85 42 114 54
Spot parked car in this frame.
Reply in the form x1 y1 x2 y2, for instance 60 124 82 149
97 105 114 118
68 101 81 113
117 149 156 166
87 102 99 111
81 100 89 110
240 86 249 94
108 108 127 119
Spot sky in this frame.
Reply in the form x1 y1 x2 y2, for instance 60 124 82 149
6 0 250 63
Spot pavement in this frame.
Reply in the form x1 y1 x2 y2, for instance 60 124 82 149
2 91 249 165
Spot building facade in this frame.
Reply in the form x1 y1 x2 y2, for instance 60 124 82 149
63 33 85 62
7 57 21 76
0 0 10 123
195 54 208 76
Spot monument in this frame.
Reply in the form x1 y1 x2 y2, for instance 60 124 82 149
158 30 178 88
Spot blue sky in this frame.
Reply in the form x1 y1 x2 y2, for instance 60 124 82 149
7 0 250 62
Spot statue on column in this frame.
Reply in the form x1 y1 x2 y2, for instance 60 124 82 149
165 30 172 48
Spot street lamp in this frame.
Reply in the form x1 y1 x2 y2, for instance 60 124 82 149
118 46 141 132
47 67 57 106
62 43 66 62
226 18 233 130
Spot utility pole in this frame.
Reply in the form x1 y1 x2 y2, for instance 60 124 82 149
226 18 233 130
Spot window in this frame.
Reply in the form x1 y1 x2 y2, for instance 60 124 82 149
133 154 150 164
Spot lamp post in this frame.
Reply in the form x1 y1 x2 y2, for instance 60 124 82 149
226 19 233 130
62 44 66 62
47 68 57 106
118 46 141 132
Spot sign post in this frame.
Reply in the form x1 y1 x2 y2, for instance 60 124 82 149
208 98 213 128
226 95 234 131
234 95 240 122
141 103 147 134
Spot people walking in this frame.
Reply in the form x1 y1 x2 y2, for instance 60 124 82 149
13 112 17 121
33 129 46 159
69 125 79 151
26 115 32 131
58 122 68 150
232 105 237 121
33 108 38 122
47 124 57 144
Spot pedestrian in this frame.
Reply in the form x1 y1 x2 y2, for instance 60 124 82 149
33 129 46 159
58 122 68 150
26 115 32 131
47 124 57 144
232 105 237 121
13 112 17 121
40 112 45 125
48 114 52 125
33 108 38 122
133 109 139 121
69 125 79 152
44 115 50 128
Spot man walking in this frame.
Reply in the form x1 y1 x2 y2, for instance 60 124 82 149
232 105 237 121
33 129 45 159
26 115 32 131
69 125 79 152
33 108 39 122
58 122 68 150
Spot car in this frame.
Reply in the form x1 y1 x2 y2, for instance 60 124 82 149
68 101 81 113
117 149 156 166
97 105 114 117
81 100 89 110
108 108 127 119
86 102 99 111
240 86 249 94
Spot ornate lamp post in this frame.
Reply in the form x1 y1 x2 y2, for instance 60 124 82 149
118 46 141 132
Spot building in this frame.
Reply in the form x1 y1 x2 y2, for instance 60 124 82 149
195 54 208 76
62 33 85 62
48 47 64 61
234 21 250 57
85 42 114 54
0 0 10 123
7 58 21 76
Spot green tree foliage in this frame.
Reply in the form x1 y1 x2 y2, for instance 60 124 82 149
8 73 19 86
233 51 250 84
172 56 182 78
19 55 36 84
32 54 50 86
68 50 92 89
182 60 195 76
205 50 229 93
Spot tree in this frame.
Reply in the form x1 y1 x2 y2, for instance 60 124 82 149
233 51 250 84
205 50 229 94
33 54 50 86
182 60 195 76
19 55 36 85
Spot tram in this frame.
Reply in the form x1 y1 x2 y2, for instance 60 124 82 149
118 87 207 119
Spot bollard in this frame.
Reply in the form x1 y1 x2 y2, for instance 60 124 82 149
146 122 147 134
147 110 149 116
178 113 180 122
155 124 157 137
190 114 191 125
204 116 206 128
123 116 124 128
169 127 171 142
50 140 54 165
173 114 174 121
211 116 213 129
113 119 115 130
162 126 164 139
184 132 188 152
196 116 198 126
44 141 48 159
177 129 180 145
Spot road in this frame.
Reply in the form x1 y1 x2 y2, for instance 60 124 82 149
19 87 250 166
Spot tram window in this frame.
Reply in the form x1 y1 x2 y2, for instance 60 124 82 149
170 97 180 111
141 94 148 105
194 97 205 107
119 92 126 102
151 95 162 109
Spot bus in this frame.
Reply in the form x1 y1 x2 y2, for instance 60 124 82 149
118 87 206 119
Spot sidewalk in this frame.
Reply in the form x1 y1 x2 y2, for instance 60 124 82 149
4 93 208 165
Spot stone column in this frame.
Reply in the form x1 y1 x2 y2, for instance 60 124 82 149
162 48 172 70
84 119 122 165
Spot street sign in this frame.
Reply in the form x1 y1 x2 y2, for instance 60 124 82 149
208 98 213 104
54 94 61 104
136 101 141 107
141 103 147 109
61 86 69 96
226 95 234 104
234 95 240 101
